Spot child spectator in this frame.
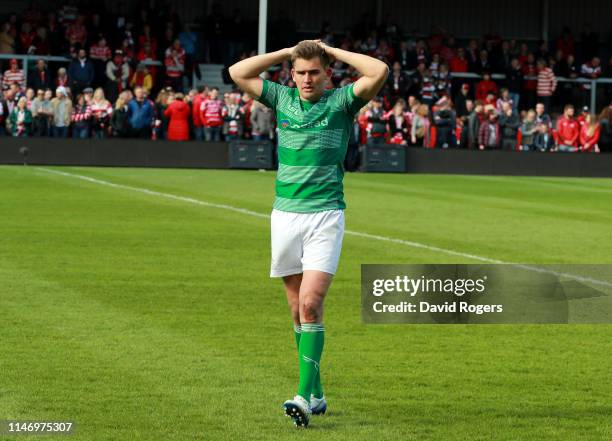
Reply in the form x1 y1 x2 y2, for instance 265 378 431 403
534 123 555 152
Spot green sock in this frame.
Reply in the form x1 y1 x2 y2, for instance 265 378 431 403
294 325 324 399
297 323 325 401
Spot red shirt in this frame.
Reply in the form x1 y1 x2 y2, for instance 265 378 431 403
475 80 498 101
556 117 580 146
580 124 600 151
450 57 468 73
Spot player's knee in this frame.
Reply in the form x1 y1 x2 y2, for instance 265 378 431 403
301 297 322 322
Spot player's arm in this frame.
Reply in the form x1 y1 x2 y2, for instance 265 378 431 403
320 43 389 101
228 48 294 99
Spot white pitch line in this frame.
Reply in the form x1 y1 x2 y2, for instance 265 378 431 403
36 167 612 290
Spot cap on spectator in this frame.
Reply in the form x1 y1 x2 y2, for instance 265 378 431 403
56 86 67 95
582 106 589 113
461 83 470 89
114 49 123 56
83 87 94 94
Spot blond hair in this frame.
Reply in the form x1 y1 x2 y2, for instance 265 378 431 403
291 40 330 68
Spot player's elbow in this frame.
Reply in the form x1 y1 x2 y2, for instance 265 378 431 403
376 62 390 79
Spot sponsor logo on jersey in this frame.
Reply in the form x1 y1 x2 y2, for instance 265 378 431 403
280 118 329 130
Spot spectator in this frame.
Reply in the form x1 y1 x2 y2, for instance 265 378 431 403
3 59 25 90
386 99 409 145
450 47 469 73
475 49 491 74
71 93 92 139
478 110 501 150
56 67 69 88
458 99 474 147
433 97 456 148
598 105 612 153
127 86 154 138
365 97 387 144
65 15 87 47
521 53 537 110
89 36 112 88
387 61 411 100
0 23 15 55
505 58 523 111
536 59 557 113
164 92 191 141
29 60 52 91
68 48 95 95
520 110 537 151
50 86 72 137
534 102 551 129
136 42 158 85
191 86 208 141
496 88 514 115
411 104 430 147
154 89 171 140
579 113 600 153
419 69 436 107
130 63 153 94
434 63 451 98
454 83 471 118
222 93 244 141
580 57 602 107
556 104 580 152
475 72 498 102
8 96 32 136
534 123 555 152
110 92 129 137
164 39 185 92
31 89 53 136
467 101 485 149
200 87 224 141
250 99 274 141
90 88 112 139
499 105 520 150
105 50 129 103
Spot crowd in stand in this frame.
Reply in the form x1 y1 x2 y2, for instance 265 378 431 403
1 4 611 152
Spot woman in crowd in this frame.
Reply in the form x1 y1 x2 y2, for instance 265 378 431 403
579 113 600 153
386 99 410 145
9 96 32 136
164 92 190 141
154 89 171 140
411 104 430 147
90 88 113 139
110 93 129 138
71 93 92 139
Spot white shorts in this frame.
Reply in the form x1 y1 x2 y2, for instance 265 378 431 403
270 209 345 277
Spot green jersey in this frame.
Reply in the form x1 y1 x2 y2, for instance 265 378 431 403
257 79 367 213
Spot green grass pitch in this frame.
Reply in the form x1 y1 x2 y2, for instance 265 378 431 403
1 165 611 441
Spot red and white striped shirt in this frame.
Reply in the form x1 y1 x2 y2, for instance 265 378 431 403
71 105 92 122
90 44 111 61
200 99 224 127
164 48 185 78
537 67 557 97
3 69 25 90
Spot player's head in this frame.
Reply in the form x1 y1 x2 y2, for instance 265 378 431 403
290 40 331 102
